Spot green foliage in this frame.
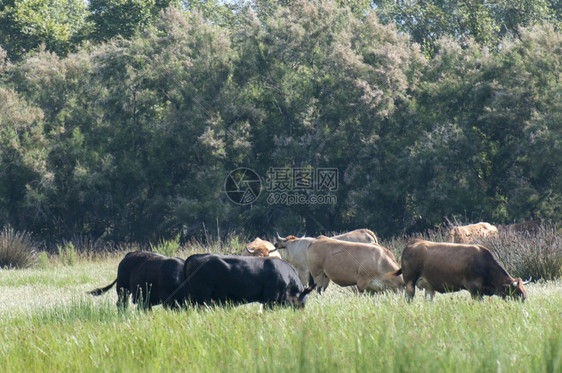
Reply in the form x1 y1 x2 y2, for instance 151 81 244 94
0 226 37 268
36 251 49 269
87 0 178 42
57 241 77 266
0 1 560 243
0 0 90 60
374 0 559 55
149 234 180 257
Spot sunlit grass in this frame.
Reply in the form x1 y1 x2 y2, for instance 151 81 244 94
0 256 561 372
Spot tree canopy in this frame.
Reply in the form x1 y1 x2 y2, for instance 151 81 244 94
0 1 560 244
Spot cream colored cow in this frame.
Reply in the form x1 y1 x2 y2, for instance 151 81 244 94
242 237 282 258
447 222 498 243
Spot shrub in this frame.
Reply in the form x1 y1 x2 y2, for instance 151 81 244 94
0 226 38 268
150 234 180 257
482 224 562 281
57 241 78 266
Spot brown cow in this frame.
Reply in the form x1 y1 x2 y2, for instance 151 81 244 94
275 229 379 285
242 237 281 258
399 239 527 301
447 222 498 243
498 221 541 235
307 236 404 293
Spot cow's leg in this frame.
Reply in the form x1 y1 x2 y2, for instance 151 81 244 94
116 287 129 309
297 269 309 287
311 272 329 294
417 278 435 301
358 277 385 293
464 279 484 301
134 284 152 310
424 287 435 301
320 273 330 293
405 280 416 302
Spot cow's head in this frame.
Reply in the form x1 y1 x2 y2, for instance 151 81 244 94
286 286 316 309
244 238 278 257
275 233 299 249
503 278 527 301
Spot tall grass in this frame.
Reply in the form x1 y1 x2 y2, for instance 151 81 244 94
1 249 562 372
1 280 561 372
478 223 562 280
149 234 181 257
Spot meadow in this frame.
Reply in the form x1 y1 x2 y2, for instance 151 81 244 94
1 250 561 373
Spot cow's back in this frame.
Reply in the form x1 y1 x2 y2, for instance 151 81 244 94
184 254 304 305
308 237 401 288
332 229 379 244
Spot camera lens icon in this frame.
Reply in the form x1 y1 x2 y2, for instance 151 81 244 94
224 167 262 205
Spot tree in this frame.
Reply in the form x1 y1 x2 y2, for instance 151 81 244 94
0 0 89 60
374 0 558 55
87 0 177 42
231 1 424 235
0 77 48 229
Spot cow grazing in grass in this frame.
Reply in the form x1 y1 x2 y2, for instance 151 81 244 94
183 254 314 309
398 239 527 302
307 236 404 293
88 251 187 309
242 237 282 258
275 229 379 286
447 222 499 243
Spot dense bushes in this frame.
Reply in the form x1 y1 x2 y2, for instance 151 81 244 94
0 2 560 245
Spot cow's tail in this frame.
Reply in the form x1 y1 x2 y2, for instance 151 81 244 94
88 279 117 296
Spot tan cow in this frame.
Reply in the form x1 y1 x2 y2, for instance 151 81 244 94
332 228 379 244
447 222 498 243
399 239 527 301
307 236 404 293
242 238 282 258
275 229 379 285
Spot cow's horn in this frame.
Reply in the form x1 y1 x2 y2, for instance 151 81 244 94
277 232 287 241
268 246 279 253
523 277 531 285
245 246 255 253
300 234 306 239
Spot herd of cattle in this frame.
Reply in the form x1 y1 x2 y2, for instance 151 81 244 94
89 223 533 310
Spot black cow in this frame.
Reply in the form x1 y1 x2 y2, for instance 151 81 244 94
183 254 315 309
88 251 187 309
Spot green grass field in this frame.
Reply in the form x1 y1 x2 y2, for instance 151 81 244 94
1 254 561 372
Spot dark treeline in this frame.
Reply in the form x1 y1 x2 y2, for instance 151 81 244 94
0 0 560 245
